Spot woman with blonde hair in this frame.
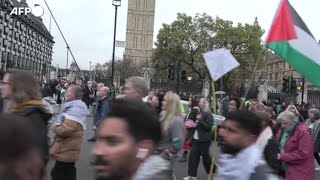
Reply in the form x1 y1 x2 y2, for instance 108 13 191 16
286 105 304 122
132 91 185 179
157 91 185 162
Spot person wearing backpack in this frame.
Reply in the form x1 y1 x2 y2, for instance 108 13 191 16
255 111 279 172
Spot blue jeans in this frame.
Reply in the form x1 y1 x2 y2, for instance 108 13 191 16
93 119 103 139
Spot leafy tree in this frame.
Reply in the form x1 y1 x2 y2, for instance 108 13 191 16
153 13 215 82
93 59 142 83
152 13 265 91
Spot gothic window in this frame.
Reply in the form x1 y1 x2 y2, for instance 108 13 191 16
137 35 141 49
134 35 138 48
136 0 140 10
135 16 138 29
275 72 279 81
144 0 148 9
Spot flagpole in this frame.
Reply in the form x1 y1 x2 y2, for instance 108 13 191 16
49 13 52 33
301 77 305 105
209 123 218 180
203 48 240 180
211 81 217 114
208 81 217 180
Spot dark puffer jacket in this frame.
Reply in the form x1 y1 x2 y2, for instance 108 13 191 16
13 107 52 163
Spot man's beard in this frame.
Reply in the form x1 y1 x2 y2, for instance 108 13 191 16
96 175 123 180
94 156 132 180
219 140 242 155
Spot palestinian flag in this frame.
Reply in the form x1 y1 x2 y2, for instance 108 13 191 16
266 0 320 87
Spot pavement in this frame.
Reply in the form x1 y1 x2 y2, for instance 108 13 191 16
46 105 320 180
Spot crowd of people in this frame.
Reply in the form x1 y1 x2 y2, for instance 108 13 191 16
0 68 318 180
213 96 319 180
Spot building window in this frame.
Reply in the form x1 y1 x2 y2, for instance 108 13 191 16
283 72 287 78
22 58 26 67
26 59 30 68
285 63 290 69
275 72 279 80
13 55 17 66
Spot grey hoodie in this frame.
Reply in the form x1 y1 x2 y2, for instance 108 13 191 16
42 97 56 115
132 155 173 180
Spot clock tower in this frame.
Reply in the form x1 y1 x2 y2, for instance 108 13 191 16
124 0 156 65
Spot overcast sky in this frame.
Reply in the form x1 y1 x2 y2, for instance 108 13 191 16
26 0 320 70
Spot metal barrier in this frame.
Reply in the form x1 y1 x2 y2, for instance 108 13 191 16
150 81 203 95
308 90 320 107
268 92 298 104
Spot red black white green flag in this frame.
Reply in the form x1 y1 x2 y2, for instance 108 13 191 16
266 0 320 87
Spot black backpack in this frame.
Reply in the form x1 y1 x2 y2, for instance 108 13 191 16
250 164 283 180
263 136 280 172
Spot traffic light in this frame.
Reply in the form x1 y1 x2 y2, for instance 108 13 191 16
180 70 186 82
282 77 289 93
296 84 302 91
290 79 297 92
168 64 175 80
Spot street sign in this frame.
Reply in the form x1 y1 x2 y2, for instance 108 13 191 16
115 40 126 48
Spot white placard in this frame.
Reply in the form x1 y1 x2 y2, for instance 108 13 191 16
203 48 240 81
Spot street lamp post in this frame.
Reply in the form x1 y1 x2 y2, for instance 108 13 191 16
66 46 69 80
111 0 121 86
301 77 305 104
89 61 92 81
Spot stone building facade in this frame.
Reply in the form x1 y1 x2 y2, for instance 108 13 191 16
124 0 156 65
252 49 309 92
0 0 54 80
50 62 89 84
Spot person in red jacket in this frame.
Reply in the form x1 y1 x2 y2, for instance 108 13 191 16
276 111 315 180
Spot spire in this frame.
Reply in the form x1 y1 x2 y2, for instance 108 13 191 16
254 17 259 26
